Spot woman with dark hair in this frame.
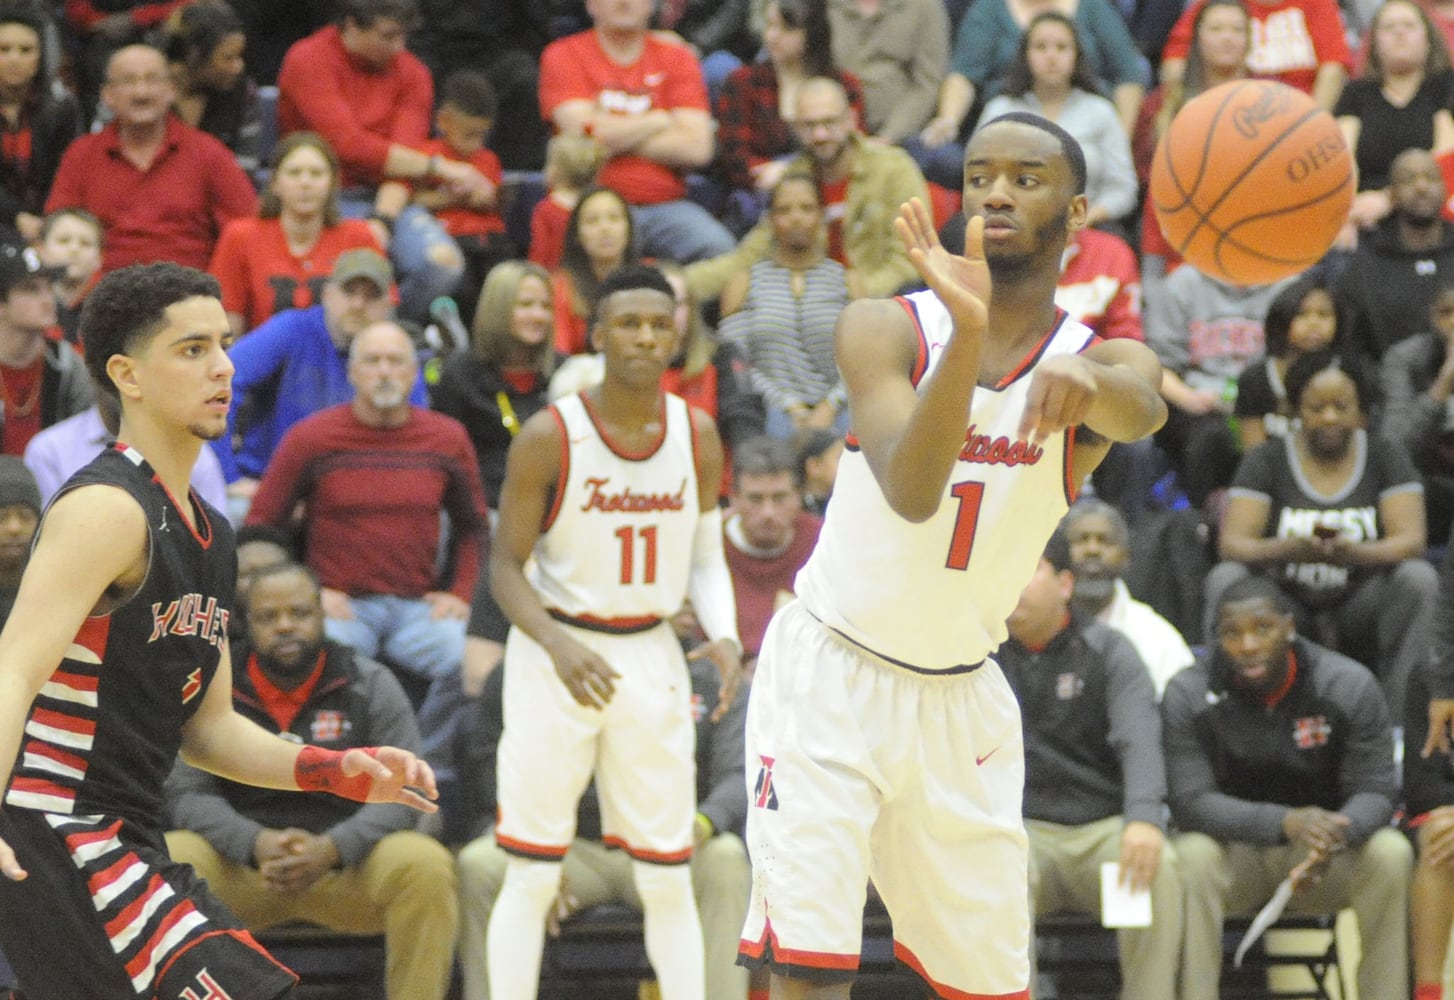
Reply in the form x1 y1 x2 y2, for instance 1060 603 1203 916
207 130 381 333
1209 350 1436 725
551 185 635 356
432 259 557 508
979 11 1137 228
1234 277 1349 449
713 0 863 220
0 0 81 242
1133 0 1249 298
161 0 260 174
719 172 859 438
1335 0 1454 234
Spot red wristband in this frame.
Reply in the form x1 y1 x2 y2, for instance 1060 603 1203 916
294 746 378 802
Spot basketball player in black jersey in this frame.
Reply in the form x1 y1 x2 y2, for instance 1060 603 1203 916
0 263 437 1000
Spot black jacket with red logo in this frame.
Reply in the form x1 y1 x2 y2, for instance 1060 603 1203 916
1162 637 1397 848
164 640 420 867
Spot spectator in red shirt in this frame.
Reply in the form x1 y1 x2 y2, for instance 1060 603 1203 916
245 319 489 779
538 0 735 263
209 131 381 335
377 71 515 327
0 240 92 456
1056 227 1144 342
276 0 487 322
44 44 257 273
1159 0 1352 109
721 436 821 669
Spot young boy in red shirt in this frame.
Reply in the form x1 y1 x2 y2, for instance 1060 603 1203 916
376 71 516 323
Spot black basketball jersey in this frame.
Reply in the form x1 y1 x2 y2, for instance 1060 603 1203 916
4 444 235 825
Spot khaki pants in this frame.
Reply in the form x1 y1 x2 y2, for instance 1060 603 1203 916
165 828 458 1000
1026 816 1183 1000
1175 828 1412 1000
456 830 751 1000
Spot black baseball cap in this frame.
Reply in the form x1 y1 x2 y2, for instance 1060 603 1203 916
0 241 64 296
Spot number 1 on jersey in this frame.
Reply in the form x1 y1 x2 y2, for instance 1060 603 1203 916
945 481 984 571
615 524 659 585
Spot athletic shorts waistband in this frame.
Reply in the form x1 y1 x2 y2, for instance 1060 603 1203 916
801 608 984 676
547 609 664 634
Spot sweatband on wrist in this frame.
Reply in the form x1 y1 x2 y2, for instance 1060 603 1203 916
687 507 741 650
295 746 378 802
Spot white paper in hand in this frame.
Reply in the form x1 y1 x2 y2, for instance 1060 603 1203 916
1100 861 1152 928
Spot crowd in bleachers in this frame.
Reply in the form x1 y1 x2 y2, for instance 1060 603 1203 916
6 0 1454 995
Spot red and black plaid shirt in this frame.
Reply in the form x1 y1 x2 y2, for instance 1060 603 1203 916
714 63 864 192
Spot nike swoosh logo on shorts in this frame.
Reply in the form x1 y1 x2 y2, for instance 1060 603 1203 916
976 747 999 766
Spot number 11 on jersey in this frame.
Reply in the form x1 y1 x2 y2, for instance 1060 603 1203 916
615 524 659 585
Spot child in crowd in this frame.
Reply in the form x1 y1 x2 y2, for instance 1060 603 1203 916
528 133 605 270
35 209 103 348
376 70 514 322
1234 276 1346 450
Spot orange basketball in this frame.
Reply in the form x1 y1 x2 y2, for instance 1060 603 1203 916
1150 79 1354 286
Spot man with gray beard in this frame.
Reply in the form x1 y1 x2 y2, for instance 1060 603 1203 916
245 321 489 783
1062 499 1194 699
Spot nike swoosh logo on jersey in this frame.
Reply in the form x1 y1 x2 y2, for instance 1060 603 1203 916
644 72 666 85
976 747 999 766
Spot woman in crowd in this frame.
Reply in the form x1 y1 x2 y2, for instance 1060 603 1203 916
980 12 1138 230
208 131 381 334
926 0 1145 155
718 172 859 438
432 259 556 509
0 0 81 242
1336 0 1454 235
552 185 635 356
1234 276 1349 450
1134 0 1250 297
1208 352 1436 726
162 0 260 175
714 0 862 229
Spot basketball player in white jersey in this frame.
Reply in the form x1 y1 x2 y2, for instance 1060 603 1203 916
484 264 743 1000
737 113 1168 999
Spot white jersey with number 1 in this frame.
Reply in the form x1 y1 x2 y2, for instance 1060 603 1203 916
795 288 1098 671
529 391 702 625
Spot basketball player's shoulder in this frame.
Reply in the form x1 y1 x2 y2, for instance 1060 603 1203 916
837 294 923 371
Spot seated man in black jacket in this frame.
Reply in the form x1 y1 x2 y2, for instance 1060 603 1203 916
164 562 458 1000
998 529 1181 1000
1165 574 1412 1000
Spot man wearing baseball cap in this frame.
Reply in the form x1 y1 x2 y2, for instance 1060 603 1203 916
0 242 92 457
211 248 428 514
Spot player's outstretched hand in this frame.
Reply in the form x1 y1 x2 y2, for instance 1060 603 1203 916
895 197 990 340
342 746 439 813
1017 353 1098 444
689 638 744 723
548 636 621 710
0 832 25 881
